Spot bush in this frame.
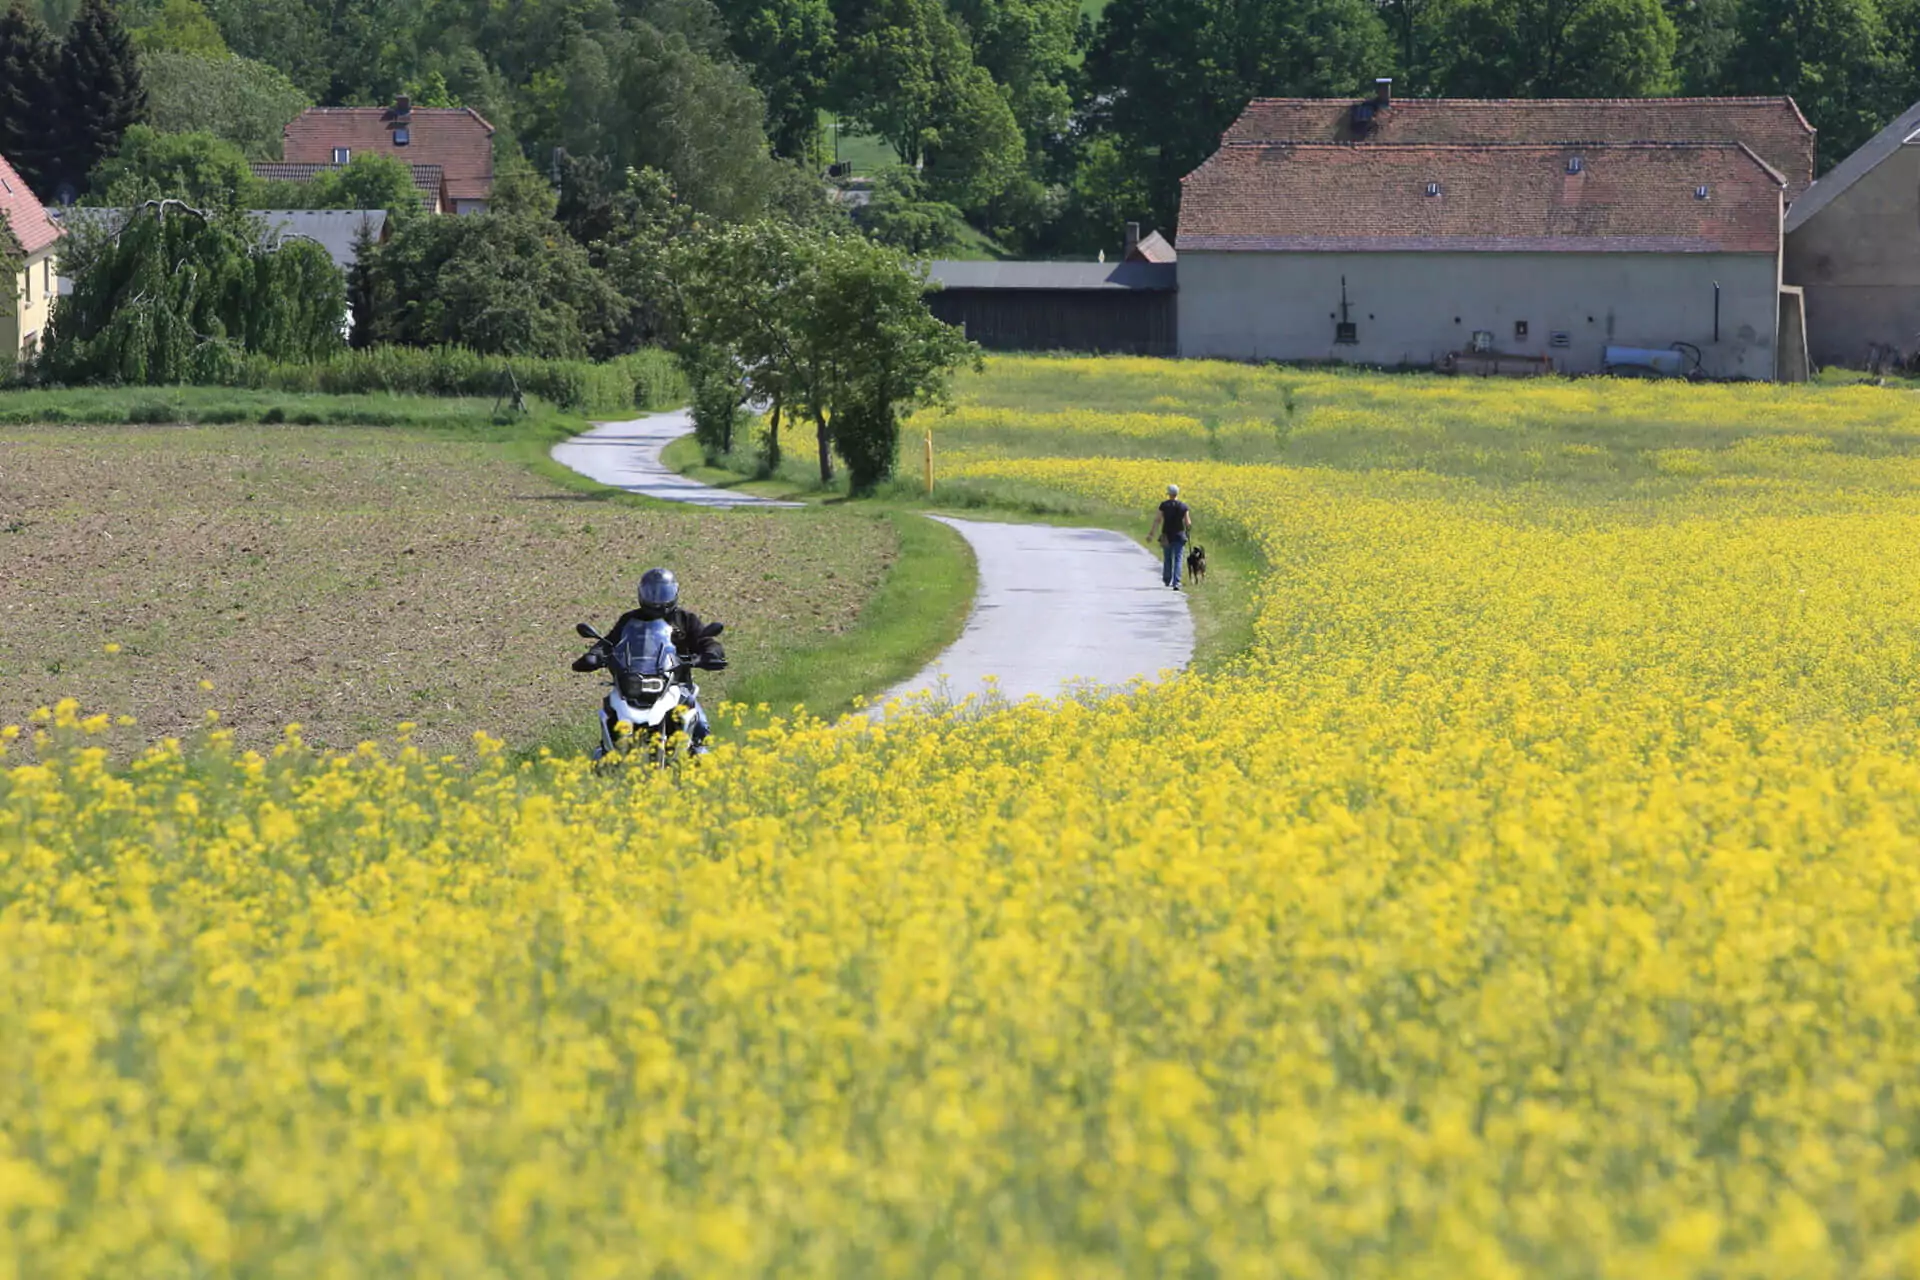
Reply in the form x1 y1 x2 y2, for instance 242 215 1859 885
231 346 686 414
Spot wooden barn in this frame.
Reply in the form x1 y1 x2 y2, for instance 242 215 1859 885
926 227 1178 355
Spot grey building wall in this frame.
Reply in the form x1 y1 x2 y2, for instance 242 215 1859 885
1179 250 1780 379
1784 143 1920 368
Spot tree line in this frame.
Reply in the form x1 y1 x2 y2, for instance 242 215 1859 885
6 0 1914 257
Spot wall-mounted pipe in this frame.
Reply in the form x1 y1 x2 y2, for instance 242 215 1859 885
1713 280 1721 343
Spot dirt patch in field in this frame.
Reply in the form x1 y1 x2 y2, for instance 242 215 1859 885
0 423 893 754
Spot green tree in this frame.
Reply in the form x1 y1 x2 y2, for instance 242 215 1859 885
807 231 976 491
139 50 309 159
42 199 343 383
0 1 62 196
948 0 1079 155
58 0 149 197
1727 0 1894 163
129 0 227 55
834 0 1024 208
89 125 258 208
711 0 837 159
252 154 426 215
541 17 789 221
855 167 969 256
1669 0 1744 90
361 212 624 358
663 221 976 490
1427 0 1677 96
1082 0 1391 234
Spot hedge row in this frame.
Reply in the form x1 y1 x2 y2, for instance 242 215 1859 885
232 346 688 414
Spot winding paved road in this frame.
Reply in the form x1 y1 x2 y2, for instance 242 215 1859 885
554 410 1194 708
552 409 803 509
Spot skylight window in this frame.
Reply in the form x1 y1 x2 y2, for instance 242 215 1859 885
393 127 411 146
1567 156 1584 174
1425 181 1440 197
1695 184 1710 199
332 147 351 164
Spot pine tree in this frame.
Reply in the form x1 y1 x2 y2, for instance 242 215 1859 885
57 0 147 199
0 0 62 197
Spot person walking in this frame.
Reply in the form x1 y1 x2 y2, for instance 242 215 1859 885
1149 483 1192 590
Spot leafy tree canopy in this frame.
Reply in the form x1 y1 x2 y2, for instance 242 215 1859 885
129 0 227 57
358 211 625 359
41 199 344 383
139 49 310 160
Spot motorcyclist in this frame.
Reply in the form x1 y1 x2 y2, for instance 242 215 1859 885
573 568 727 752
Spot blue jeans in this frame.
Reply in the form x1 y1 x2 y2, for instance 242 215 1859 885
1162 535 1187 587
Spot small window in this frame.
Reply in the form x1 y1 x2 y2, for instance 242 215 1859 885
1567 157 1584 174
1514 320 1529 339
1425 181 1441 197
1695 184 1710 200
1334 321 1358 344
332 147 351 164
23 269 30 304
393 127 410 146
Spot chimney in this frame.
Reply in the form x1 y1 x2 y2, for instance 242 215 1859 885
394 94 412 117
1124 221 1141 259
1374 77 1393 107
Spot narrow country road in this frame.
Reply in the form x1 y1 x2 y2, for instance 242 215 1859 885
553 410 1194 708
877 517 1192 707
551 409 803 509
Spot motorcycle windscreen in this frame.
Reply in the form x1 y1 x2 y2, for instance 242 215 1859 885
608 618 679 679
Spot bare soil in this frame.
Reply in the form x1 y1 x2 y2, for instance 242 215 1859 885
0 423 893 754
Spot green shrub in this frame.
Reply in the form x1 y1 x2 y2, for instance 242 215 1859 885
231 346 686 414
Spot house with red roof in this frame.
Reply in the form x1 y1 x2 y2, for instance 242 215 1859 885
280 96 495 215
1177 83 1811 379
0 151 62 368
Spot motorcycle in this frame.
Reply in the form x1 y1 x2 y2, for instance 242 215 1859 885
574 617 725 767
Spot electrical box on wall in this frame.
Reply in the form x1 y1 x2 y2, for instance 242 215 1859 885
1335 321 1357 344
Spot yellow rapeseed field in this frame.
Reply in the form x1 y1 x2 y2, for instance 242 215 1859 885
10 359 1920 1276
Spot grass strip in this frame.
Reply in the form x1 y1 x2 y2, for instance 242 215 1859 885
719 510 976 723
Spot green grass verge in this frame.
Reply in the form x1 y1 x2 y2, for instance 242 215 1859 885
0 386 574 434
720 510 976 722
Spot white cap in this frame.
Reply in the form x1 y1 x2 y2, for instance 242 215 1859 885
1167 483 1180 497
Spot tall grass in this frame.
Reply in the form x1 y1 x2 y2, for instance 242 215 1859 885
234 347 686 414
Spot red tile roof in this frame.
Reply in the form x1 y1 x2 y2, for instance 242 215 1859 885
0 152 60 256
1221 97 1816 199
1128 229 1177 263
1178 143 1785 253
283 106 494 203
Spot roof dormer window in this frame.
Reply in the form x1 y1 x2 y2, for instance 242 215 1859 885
332 147 351 164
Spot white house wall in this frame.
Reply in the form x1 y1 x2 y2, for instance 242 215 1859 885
1178 250 1780 379
1783 143 1920 368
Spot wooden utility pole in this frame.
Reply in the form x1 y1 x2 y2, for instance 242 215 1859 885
924 431 934 495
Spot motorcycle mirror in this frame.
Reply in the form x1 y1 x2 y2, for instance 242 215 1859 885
701 621 725 638
575 622 600 639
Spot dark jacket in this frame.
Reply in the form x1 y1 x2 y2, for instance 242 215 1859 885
572 605 726 676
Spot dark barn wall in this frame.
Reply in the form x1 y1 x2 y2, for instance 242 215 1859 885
927 289 1177 356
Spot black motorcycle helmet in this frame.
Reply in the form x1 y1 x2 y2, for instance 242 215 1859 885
636 568 679 619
